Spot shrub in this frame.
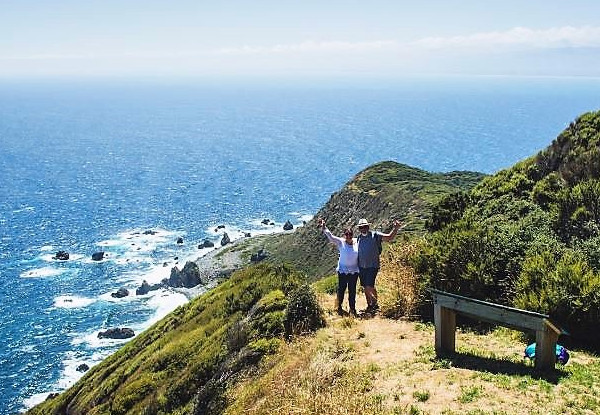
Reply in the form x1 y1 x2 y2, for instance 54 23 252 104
285 284 326 336
248 338 283 355
313 274 338 295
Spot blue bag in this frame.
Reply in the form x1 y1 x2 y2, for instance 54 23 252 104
524 343 570 365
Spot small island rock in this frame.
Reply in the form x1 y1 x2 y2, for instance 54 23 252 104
221 232 231 246
53 251 69 261
91 252 105 261
111 288 129 298
198 239 215 249
283 220 294 231
98 327 135 339
76 363 90 372
165 261 203 288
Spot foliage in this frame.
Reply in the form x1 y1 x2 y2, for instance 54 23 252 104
285 284 326 335
313 274 338 295
415 110 600 346
378 241 425 319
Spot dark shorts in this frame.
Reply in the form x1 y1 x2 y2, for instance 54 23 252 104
359 267 379 287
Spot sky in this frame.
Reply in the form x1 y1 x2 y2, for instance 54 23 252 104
1 0 600 80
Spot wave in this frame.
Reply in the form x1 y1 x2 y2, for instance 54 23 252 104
20 267 66 278
53 295 97 309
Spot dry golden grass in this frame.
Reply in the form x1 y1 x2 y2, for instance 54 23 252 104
224 290 600 415
377 241 422 319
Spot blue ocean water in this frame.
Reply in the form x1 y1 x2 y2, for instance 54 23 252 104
0 77 599 413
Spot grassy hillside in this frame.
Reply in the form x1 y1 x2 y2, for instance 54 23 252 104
415 110 600 346
27 263 324 415
263 161 484 278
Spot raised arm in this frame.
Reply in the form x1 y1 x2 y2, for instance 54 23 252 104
318 218 343 247
380 219 403 242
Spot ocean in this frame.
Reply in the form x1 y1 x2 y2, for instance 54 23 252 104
1 77 599 413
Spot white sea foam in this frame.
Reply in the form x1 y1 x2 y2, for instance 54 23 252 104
53 295 97 309
22 393 51 411
20 267 65 278
143 290 189 327
56 350 112 389
21 350 112 411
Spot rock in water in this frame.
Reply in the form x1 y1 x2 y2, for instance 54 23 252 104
76 363 90 372
111 287 129 298
53 250 69 260
166 261 203 288
283 220 294 231
98 327 135 339
136 280 162 295
221 232 231 246
198 239 215 249
91 252 105 261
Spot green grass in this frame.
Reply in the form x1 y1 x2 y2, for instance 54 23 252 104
27 263 315 415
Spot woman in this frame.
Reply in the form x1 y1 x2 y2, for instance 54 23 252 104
318 218 359 316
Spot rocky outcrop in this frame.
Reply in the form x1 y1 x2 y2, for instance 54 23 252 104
76 364 90 372
165 261 203 288
283 220 294 231
250 249 268 263
91 252 105 261
221 232 231 246
136 280 162 295
176 237 184 244
199 239 215 249
111 288 129 298
261 219 270 225
53 251 69 260
98 328 135 339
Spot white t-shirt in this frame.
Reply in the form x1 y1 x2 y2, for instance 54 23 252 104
323 228 359 274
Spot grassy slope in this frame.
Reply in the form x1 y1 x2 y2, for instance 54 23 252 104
27 263 307 415
263 161 484 278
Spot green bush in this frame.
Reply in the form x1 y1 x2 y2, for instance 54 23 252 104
515 249 600 342
285 284 326 336
248 338 283 355
313 274 338 295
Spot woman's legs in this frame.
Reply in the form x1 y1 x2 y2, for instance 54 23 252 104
347 273 359 314
337 273 349 313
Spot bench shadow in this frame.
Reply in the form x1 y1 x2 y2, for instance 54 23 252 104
437 351 569 384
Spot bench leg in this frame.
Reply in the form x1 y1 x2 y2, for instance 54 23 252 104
535 327 559 370
434 304 456 356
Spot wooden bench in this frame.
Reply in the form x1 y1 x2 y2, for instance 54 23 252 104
431 289 567 370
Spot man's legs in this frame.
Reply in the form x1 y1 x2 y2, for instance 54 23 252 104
364 285 378 310
359 267 379 312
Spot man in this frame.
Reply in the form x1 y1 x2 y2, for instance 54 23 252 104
357 218 402 314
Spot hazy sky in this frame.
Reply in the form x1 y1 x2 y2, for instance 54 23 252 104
2 0 600 80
